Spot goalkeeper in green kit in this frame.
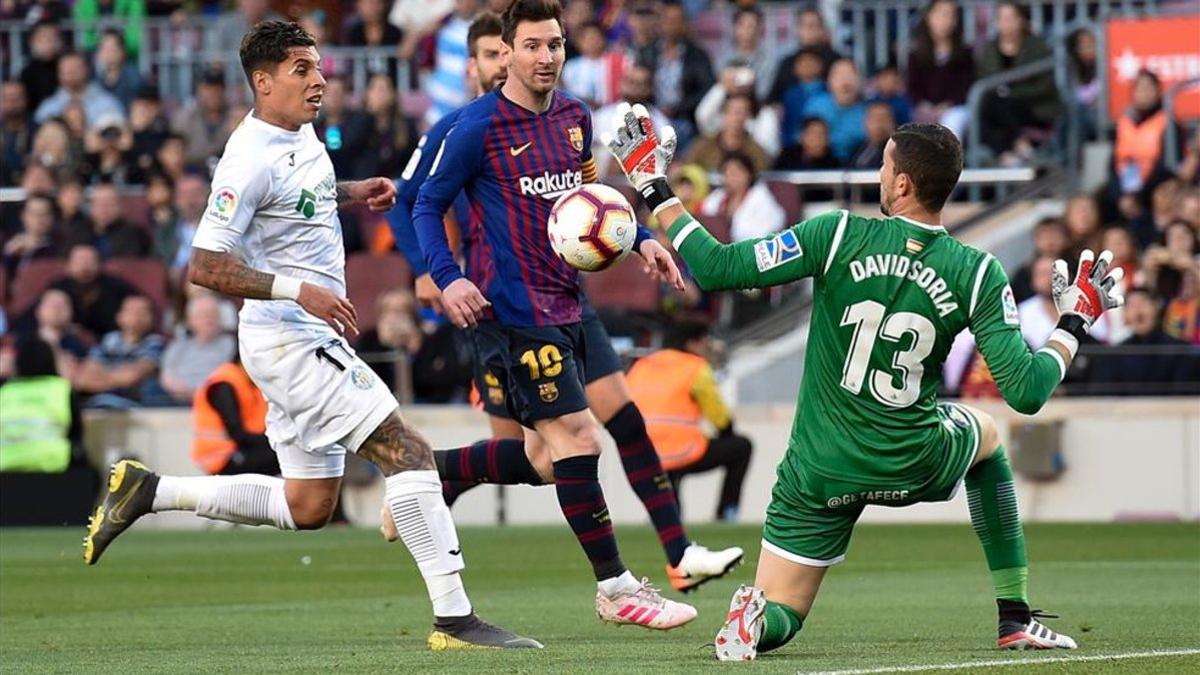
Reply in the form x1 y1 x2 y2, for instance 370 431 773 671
603 104 1125 661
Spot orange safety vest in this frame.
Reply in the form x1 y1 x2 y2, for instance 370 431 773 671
1115 109 1168 185
626 349 709 471
191 363 268 474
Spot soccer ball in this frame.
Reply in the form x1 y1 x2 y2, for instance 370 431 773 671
547 184 638 272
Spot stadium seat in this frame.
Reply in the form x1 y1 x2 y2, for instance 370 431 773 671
583 255 661 314
767 180 804 226
9 259 66 317
103 258 169 312
345 252 413 331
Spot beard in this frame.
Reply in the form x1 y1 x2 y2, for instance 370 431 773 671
880 192 892 216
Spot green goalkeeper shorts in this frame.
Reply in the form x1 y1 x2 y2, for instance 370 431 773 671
761 403 982 566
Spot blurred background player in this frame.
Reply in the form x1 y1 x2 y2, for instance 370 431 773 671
81 20 540 652
388 9 744 595
412 0 699 629
627 320 753 522
606 109 1123 658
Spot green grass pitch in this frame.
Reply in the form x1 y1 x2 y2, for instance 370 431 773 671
2 522 1197 673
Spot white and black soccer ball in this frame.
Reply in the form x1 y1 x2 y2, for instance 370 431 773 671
547 184 637 272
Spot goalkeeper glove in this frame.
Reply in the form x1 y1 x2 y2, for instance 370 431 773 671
604 102 680 216
1051 248 1125 353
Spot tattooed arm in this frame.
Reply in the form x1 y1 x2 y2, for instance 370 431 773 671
336 177 397 212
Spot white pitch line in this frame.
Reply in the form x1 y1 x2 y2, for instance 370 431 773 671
803 648 1200 675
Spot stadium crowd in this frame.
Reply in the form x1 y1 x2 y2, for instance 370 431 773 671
0 0 1198 413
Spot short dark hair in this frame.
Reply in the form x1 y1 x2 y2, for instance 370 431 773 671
734 6 763 25
721 150 758 183
665 320 709 350
238 21 317 86
890 122 963 213
502 0 563 45
14 337 57 378
25 191 60 220
468 12 504 56
723 92 759 117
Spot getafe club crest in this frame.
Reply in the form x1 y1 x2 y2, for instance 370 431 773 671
350 366 374 390
567 126 584 153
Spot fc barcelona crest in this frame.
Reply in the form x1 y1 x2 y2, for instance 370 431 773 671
538 382 560 403
567 126 584 153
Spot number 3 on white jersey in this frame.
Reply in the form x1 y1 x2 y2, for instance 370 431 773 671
839 300 936 408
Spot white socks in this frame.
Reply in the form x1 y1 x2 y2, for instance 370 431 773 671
597 570 641 598
154 475 297 530
385 470 472 617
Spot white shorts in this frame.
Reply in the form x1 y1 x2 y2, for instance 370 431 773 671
239 323 397 480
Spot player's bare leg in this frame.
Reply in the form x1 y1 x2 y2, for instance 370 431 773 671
586 372 743 592
356 409 542 650
959 405 1076 650
715 547 825 661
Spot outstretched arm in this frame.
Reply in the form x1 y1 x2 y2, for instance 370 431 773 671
336 178 397 212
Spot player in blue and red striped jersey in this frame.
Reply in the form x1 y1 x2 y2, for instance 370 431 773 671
389 12 744 596
412 0 700 630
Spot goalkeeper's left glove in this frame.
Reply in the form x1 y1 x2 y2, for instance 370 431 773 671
1050 248 1125 353
604 102 680 216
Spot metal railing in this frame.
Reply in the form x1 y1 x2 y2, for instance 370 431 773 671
1165 76 1200 169
965 56 1057 167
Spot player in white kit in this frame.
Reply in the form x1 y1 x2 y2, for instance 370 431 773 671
82 20 541 651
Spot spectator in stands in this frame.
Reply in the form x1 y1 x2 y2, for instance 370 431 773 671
1131 177 1182 249
82 113 135 185
29 118 81 179
684 93 772 173
3 193 61 278
868 64 911 126
155 133 188 182
33 51 124 128
723 7 776 102
1163 268 1200 344
767 6 840 104
155 173 205 275
19 20 62 113
94 29 143 110
976 1 1060 163
774 117 840 178
191 355 277 476
66 183 149 258
346 0 404 47
802 57 867 164
2 80 31 186
56 179 91 238
73 0 145 56
363 73 416 178
211 0 281 53
1010 217 1068 302
849 101 894 170
592 63 670 177
1111 69 1180 221
145 172 178 246
1177 128 1200 188
669 163 710 213
172 67 230 173
13 289 90 380
425 0 481 125
1144 220 1199 300
159 294 235 405
563 0 595 59
696 63 781 157
562 21 628 109
778 47 827 149
126 86 170 183
357 288 424 394
73 294 166 407
1066 28 1100 142
624 1 658 62
315 77 375 180
636 0 714 147
1102 225 1141 290
627 320 753 522
907 0 974 140
1088 287 1200 394
0 337 80 474
1019 255 1109 347
49 244 132 337
700 152 786 242
1064 193 1104 261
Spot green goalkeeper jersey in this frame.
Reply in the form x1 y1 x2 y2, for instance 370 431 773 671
666 210 1066 485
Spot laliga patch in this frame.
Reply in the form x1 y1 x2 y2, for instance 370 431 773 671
753 230 803 272
1001 284 1019 325
207 187 238 223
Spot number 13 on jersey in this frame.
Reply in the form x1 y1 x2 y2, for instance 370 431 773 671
839 300 936 408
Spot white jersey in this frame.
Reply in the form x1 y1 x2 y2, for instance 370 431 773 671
193 112 345 329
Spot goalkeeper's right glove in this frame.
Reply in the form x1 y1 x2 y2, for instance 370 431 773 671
1050 248 1125 353
604 102 680 216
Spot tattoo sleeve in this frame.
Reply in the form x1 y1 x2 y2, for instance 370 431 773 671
336 181 354 206
358 410 435 475
188 247 275 300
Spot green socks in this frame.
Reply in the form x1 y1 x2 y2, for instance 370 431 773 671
966 447 1029 603
758 601 803 653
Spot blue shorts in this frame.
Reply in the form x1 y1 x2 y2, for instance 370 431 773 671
470 321 589 427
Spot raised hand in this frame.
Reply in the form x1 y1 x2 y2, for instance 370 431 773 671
603 103 680 215
1051 249 1125 331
